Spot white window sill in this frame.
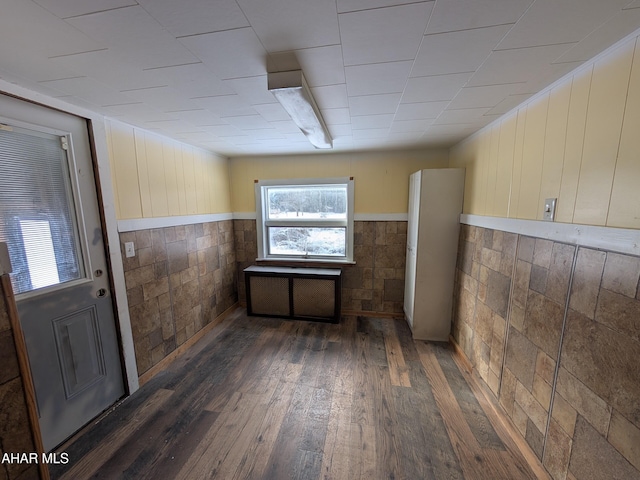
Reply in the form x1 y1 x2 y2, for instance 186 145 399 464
255 257 356 266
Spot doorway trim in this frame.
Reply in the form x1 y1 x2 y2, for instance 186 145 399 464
0 80 140 396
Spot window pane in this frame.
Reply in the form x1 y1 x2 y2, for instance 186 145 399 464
268 227 346 256
0 126 84 295
267 185 347 220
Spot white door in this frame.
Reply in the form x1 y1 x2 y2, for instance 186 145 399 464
403 170 421 326
0 94 124 451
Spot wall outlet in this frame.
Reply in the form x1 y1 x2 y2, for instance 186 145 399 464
124 241 135 258
543 198 557 221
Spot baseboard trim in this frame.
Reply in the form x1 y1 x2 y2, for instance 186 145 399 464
138 303 240 387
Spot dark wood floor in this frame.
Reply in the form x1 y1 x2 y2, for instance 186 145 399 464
51 309 548 480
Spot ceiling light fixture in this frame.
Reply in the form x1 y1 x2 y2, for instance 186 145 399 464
268 70 332 149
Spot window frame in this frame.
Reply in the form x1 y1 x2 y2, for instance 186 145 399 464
255 177 355 263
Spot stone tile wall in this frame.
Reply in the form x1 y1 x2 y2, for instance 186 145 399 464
234 220 407 316
120 220 237 376
0 278 38 480
452 224 640 480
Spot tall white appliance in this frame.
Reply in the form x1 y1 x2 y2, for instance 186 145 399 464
404 168 465 341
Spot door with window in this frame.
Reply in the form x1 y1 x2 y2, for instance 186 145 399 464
0 93 124 451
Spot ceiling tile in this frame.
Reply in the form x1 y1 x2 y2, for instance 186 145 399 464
467 43 575 87
179 28 267 80
339 2 432 66
311 84 349 109
145 63 234 98
0 0 104 58
223 115 272 130
204 124 246 137
345 61 413 96
401 72 472 103
253 103 292 122
67 6 198 69
426 0 531 34
328 124 353 138
554 7 640 63
337 0 431 14
32 0 136 19
51 49 164 91
411 24 512 77
351 114 394 130
321 108 351 125
496 0 631 50
222 76 277 106
395 101 449 121
236 0 340 52
485 93 533 116
194 94 258 117
352 128 389 139
39 76 136 106
425 124 478 136
102 102 176 124
271 45 346 87
390 119 433 133
166 109 226 126
137 0 249 37
0 51 75 84
121 85 203 112
349 93 402 116
297 45 346 87
271 120 304 134
434 107 491 124
448 83 528 109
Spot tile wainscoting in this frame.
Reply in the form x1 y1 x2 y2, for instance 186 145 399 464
452 223 640 480
234 220 407 316
119 220 238 376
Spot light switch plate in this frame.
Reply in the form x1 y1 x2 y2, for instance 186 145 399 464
543 198 557 221
124 241 135 258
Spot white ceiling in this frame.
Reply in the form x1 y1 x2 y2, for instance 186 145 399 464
1 0 639 157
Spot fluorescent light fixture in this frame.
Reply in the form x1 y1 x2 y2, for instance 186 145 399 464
268 70 333 149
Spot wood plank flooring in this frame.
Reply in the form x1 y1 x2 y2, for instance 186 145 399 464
51 309 548 480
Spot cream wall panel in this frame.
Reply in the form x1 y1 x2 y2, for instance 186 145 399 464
210 155 232 214
485 124 501 216
182 146 198 215
573 39 635 225
556 69 592 223
173 144 187 215
105 120 231 220
109 121 142 219
517 94 549 219
228 150 449 213
454 139 479 215
105 121 121 219
133 129 153 218
509 108 527 218
608 38 640 228
539 80 571 216
162 139 181 216
144 132 170 217
193 153 207 215
495 114 517 217
473 132 492 216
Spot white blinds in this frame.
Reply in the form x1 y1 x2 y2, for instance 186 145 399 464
0 125 83 295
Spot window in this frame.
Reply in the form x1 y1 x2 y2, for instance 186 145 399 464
0 124 84 296
256 178 354 262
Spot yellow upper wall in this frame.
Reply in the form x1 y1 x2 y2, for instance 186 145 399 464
106 119 231 219
450 34 640 229
229 149 449 214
